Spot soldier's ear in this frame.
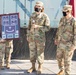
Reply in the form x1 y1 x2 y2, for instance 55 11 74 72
41 7 44 12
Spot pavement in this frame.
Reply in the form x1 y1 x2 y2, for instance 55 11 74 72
0 59 76 75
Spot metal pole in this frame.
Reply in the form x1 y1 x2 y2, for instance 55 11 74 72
3 0 5 14
24 0 26 25
30 0 32 14
28 0 34 15
13 0 18 12
16 0 17 12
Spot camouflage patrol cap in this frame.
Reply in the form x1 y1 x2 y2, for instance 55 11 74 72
63 5 72 12
35 1 43 7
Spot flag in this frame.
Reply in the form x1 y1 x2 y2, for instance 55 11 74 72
69 0 76 18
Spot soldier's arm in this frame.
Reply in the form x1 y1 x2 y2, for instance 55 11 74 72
26 17 31 37
55 18 63 40
54 18 63 45
73 19 76 48
43 14 50 32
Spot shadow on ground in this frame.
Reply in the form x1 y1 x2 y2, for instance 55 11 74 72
0 69 56 75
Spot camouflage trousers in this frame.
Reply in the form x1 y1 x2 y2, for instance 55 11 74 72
56 43 74 75
5 40 13 64
0 41 13 67
5 47 13 64
0 43 5 67
29 39 45 64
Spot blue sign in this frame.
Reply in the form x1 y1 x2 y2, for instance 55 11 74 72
0 13 20 39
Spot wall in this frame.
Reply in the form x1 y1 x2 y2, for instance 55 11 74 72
12 28 76 60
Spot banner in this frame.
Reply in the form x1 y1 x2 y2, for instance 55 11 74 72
0 13 20 39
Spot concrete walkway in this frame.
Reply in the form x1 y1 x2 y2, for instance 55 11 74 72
0 59 76 75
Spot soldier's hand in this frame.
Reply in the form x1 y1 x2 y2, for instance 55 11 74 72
34 25 39 28
71 45 76 51
0 39 6 43
27 37 29 41
34 25 42 29
54 40 59 45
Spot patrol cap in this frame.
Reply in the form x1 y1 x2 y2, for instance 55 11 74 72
63 5 72 12
35 1 43 7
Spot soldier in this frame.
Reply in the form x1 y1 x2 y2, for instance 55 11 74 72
5 40 13 69
54 5 76 75
0 36 5 70
0 39 13 69
27 1 50 74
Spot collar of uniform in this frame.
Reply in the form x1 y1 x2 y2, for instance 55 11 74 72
35 12 43 18
32 12 43 18
63 16 73 22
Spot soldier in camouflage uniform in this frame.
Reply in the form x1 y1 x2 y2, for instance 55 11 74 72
0 36 5 70
54 5 76 75
5 40 13 69
0 39 13 69
27 1 50 74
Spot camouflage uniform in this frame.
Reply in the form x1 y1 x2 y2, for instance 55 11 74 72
0 38 5 69
5 40 13 68
55 9 76 75
27 12 50 64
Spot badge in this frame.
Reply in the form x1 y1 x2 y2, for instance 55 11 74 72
32 20 35 24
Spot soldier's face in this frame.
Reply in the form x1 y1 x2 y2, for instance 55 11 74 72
62 10 70 17
35 5 42 13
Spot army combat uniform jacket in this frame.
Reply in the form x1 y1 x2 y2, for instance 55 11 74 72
55 16 76 48
27 12 50 42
